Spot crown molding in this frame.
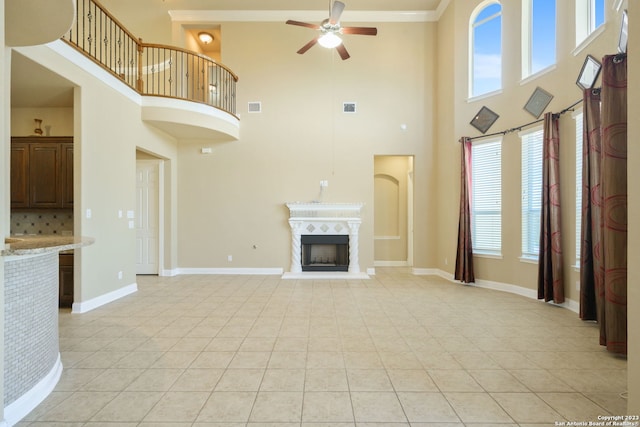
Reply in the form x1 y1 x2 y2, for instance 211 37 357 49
169 9 439 23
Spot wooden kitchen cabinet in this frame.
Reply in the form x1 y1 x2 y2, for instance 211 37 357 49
10 137 73 209
58 252 74 308
10 142 29 208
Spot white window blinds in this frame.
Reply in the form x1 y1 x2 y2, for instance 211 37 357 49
521 127 543 259
471 139 502 255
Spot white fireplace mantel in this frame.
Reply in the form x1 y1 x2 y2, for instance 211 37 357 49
283 202 369 279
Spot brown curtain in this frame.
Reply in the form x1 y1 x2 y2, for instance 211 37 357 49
454 137 475 283
598 54 627 355
579 88 602 321
537 113 564 303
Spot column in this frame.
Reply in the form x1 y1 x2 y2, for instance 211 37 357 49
347 219 361 274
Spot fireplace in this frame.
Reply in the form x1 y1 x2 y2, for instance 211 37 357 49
284 202 368 278
301 235 349 272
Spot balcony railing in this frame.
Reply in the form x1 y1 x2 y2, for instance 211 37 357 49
62 0 238 117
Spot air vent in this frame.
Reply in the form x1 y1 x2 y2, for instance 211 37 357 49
248 101 262 113
343 102 357 113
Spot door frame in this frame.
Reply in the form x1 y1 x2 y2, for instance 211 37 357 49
136 158 164 275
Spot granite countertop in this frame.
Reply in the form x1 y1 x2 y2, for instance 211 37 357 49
2 235 95 256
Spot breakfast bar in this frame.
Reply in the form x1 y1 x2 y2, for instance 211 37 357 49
2 235 94 425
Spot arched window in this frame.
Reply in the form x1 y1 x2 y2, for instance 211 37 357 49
576 0 605 46
522 0 556 78
470 1 502 97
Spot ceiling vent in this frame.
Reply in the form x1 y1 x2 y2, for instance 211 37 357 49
248 101 262 113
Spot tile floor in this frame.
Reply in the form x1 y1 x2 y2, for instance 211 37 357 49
17 268 628 426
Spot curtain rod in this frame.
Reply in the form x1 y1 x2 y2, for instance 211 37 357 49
467 97 584 142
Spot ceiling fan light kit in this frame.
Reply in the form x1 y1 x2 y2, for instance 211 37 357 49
286 1 377 60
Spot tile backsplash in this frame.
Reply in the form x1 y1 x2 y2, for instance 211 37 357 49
10 211 74 236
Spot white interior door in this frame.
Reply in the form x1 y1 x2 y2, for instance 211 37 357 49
136 160 159 274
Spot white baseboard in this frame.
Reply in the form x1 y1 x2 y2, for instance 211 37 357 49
72 283 138 313
374 260 409 267
178 267 284 275
4 354 62 427
415 268 580 314
160 268 180 277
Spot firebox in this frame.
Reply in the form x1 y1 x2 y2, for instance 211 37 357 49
301 235 349 272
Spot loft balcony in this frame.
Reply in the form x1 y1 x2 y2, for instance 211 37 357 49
59 0 239 141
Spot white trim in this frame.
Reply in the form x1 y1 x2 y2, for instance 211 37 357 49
282 271 369 280
520 64 557 86
3 354 63 427
374 260 409 267
42 40 141 104
161 268 180 277
467 89 504 103
180 267 284 275
573 24 607 56
519 256 538 264
168 9 438 23
72 283 138 313
374 235 401 240
416 268 580 314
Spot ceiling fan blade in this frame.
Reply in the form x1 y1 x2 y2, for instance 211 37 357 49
297 37 319 54
329 1 345 25
340 26 378 36
286 20 321 30
336 43 350 60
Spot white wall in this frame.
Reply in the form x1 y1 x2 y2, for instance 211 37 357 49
13 42 179 305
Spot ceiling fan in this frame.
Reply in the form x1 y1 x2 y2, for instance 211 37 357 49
286 1 378 60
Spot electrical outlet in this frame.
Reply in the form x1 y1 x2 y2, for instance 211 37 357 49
228 255 233 262
320 180 329 187
118 271 123 280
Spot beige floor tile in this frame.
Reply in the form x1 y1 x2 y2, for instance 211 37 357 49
508 369 575 392
204 337 244 351
81 368 145 391
90 391 163 422
20 270 630 427
428 370 483 392
143 391 210 422
54 368 105 391
467 369 529 392
350 392 407 422
260 369 306 391
150 351 200 368
249 391 303 422
268 351 308 369
346 369 393 391
301 391 354 422
490 392 563 423
386 369 438 392
228 351 272 369
215 368 265 391
396 392 460 423
196 391 257 423
274 337 309 352
343 352 384 369
125 368 183 391
538 392 613 421
444 392 513 424
307 352 345 369
37 391 118 422
305 369 349 391
190 351 235 368
170 368 225 391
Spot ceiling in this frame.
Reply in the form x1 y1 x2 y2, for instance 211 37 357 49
10 1 446 109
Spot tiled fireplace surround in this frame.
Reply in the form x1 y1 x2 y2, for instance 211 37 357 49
284 202 368 279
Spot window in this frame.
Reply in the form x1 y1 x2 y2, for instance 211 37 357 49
470 2 502 97
576 0 605 46
471 139 502 255
522 0 556 78
574 110 584 263
520 127 543 259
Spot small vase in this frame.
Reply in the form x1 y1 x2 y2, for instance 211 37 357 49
34 119 43 136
